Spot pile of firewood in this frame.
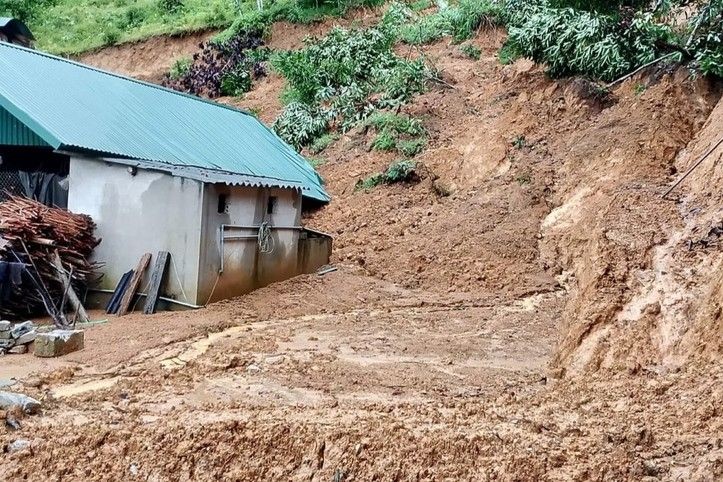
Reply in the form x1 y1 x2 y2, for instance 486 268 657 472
0 195 100 319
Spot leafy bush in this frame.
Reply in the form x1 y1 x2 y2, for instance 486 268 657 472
688 1 722 77
356 160 420 190
400 0 503 45
309 133 339 153
272 4 430 148
273 102 332 150
460 43 481 60
505 6 674 81
163 30 266 98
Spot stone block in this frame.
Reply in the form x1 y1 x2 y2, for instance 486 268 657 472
0 330 11 340
9 345 27 354
0 320 10 331
10 321 35 339
33 330 84 358
15 331 36 345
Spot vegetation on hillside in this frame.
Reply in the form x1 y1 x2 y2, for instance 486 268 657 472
399 0 722 80
271 4 431 149
0 0 383 55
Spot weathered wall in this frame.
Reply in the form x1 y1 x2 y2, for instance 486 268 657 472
197 184 304 304
67 158 204 305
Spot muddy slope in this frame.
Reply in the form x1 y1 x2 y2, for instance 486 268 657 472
2 18 722 481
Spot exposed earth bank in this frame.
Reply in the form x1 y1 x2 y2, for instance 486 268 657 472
2 19 722 481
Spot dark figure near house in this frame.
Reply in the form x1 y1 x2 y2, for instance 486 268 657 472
0 18 34 48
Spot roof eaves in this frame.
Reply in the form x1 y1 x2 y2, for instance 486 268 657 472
0 92 62 149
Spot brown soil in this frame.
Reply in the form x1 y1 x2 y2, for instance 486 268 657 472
79 31 217 83
2 18 723 482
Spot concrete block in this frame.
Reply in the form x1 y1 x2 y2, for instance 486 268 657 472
0 320 10 331
33 330 84 358
0 330 11 340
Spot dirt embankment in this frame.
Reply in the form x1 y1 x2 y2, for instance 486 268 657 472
551 86 723 374
3 17 723 481
79 31 217 83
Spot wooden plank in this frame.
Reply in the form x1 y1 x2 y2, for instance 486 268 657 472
50 250 90 323
143 251 170 315
106 270 133 314
117 253 151 316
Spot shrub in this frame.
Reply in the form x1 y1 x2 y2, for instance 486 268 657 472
400 0 503 45
273 102 331 150
366 112 426 156
505 6 675 81
0 0 57 22
158 0 184 13
357 160 420 190
460 43 481 60
309 133 339 154
169 57 192 80
272 4 430 149
163 30 266 98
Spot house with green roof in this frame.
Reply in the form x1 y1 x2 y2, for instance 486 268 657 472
0 40 331 307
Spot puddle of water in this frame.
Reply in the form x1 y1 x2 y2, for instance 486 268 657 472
52 377 120 398
160 326 247 369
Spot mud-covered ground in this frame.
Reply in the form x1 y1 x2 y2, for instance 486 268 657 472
3 12 722 482
2 271 721 480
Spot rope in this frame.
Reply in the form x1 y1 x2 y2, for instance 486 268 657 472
169 254 190 303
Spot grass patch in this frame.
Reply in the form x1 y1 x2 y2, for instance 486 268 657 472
400 0 502 45
25 0 237 55
365 112 427 156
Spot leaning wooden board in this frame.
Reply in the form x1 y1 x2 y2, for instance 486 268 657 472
143 251 170 315
106 270 133 315
117 253 152 316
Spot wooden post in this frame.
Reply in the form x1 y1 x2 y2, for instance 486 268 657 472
51 251 90 323
143 251 170 315
117 253 152 316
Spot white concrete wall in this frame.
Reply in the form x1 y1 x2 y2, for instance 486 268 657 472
67 158 204 305
197 184 302 303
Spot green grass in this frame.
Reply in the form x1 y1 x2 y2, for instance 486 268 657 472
26 0 237 55
18 0 384 56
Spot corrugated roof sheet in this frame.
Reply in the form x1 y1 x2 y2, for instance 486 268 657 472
0 41 329 202
0 105 49 146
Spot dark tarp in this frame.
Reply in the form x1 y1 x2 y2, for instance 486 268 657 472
18 171 68 208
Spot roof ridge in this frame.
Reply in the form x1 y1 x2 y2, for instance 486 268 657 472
0 40 255 118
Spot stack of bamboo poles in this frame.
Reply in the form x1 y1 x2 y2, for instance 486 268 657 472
0 195 100 319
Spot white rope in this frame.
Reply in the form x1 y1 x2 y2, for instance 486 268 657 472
169 254 190 303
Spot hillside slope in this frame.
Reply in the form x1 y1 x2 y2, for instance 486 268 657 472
2 6 722 480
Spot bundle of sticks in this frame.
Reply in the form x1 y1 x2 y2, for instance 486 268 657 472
0 195 101 319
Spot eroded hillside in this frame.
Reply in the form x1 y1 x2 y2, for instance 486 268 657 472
1 3 722 480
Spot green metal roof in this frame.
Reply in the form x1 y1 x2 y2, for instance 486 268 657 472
0 105 49 146
0 41 329 202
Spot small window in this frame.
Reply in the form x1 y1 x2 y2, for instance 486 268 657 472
267 196 277 215
217 194 228 214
